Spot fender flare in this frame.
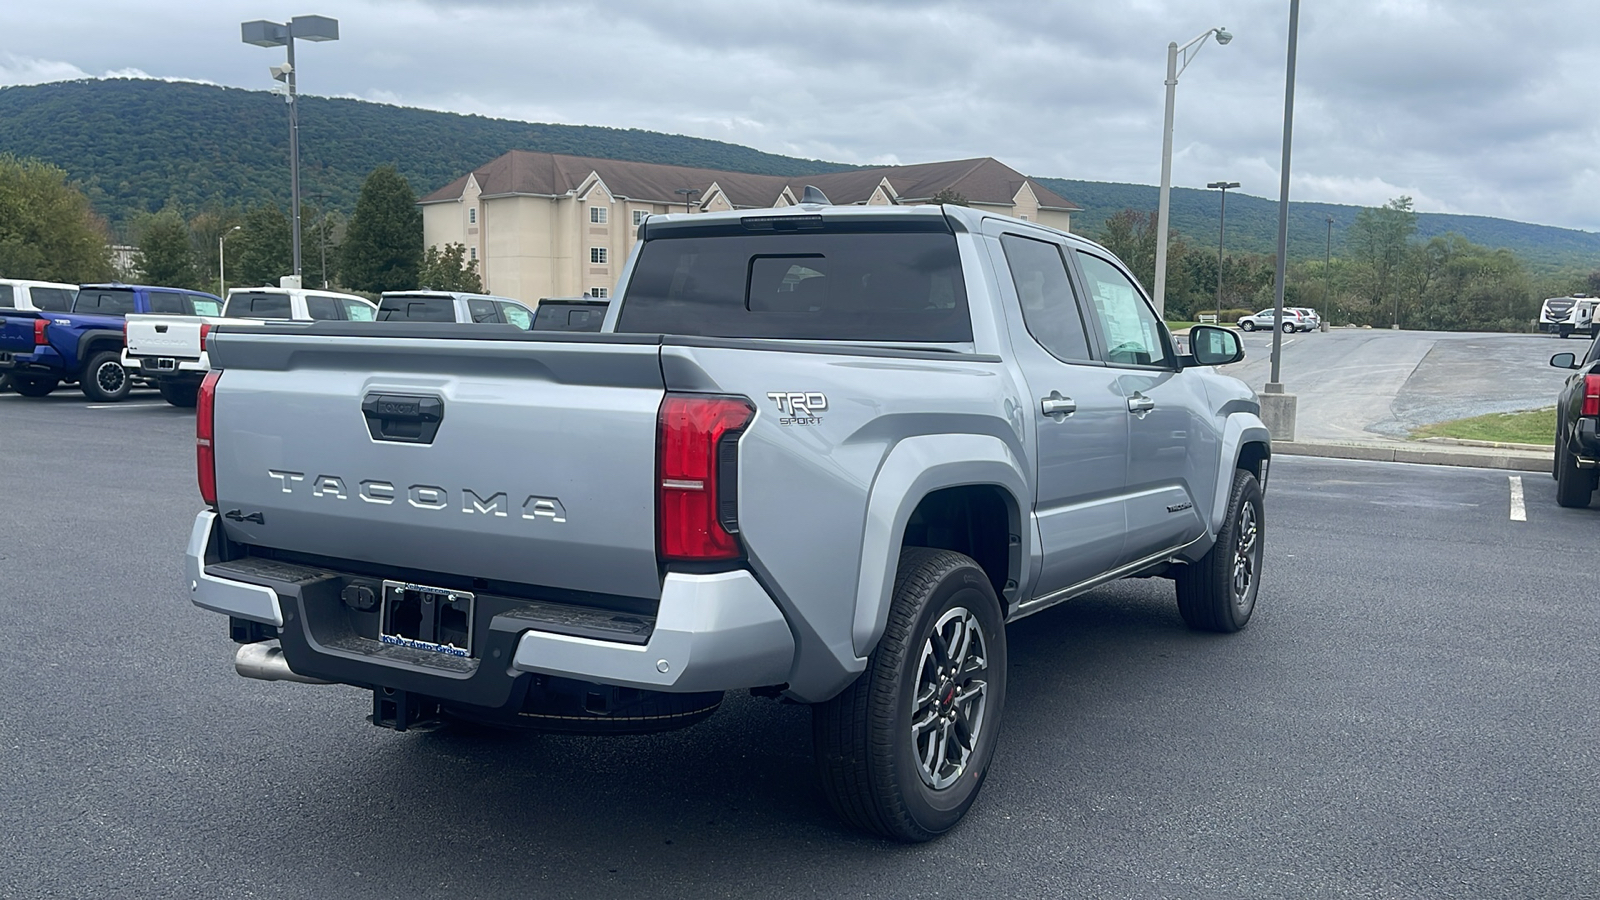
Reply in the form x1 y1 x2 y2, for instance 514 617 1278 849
851 433 1030 657
74 329 124 372
1209 412 1272 534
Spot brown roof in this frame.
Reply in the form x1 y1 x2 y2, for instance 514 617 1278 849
420 151 1079 212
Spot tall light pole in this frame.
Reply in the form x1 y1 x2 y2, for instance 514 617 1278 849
675 187 702 213
1324 215 1335 325
219 225 241 296
1265 0 1301 426
1207 181 1239 323
242 15 339 282
1153 25 1233 318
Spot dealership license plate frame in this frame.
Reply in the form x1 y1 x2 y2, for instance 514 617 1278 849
379 580 475 658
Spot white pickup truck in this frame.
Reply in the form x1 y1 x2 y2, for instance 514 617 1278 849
123 286 376 406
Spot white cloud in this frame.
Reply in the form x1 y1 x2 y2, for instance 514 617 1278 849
0 53 89 87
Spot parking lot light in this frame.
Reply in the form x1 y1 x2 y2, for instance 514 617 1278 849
1207 181 1240 324
1153 26 1233 317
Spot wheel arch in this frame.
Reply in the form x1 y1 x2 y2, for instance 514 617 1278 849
75 329 125 373
1209 413 1272 536
851 434 1028 659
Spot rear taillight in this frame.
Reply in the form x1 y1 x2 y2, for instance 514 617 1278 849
200 323 212 353
34 318 48 345
657 393 755 561
197 370 222 507
1583 374 1600 418
122 319 128 340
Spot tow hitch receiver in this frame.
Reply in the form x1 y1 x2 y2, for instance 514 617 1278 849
371 688 443 732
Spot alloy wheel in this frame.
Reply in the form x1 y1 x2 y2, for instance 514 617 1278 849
911 606 989 791
1232 502 1260 610
96 360 126 394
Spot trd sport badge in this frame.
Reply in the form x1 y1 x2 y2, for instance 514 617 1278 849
768 392 827 426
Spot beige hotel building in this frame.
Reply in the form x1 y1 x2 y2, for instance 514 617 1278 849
419 151 1080 304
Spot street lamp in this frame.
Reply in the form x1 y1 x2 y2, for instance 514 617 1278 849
1153 25 1232 317
675 187 702 213
1324 215 1335 325
1207 181 1239 324
242 14 340 282
219 225 241 296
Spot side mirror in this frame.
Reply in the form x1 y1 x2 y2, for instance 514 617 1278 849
1188 324 1244 366
1550 352 1579 369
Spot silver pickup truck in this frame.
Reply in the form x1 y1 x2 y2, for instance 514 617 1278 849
186 202 1270 841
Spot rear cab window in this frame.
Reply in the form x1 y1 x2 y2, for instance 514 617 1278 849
225 292 293 319
615 218 971 342
377 295 455 322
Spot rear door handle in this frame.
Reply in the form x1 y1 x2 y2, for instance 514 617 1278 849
1127 393 1155 414
1041 392 1077 421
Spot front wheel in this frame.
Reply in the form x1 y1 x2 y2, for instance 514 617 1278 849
813 548 1007 842
79 351 130 402
10 375 59 397
1176 468 1264 632
1240 321 1256 332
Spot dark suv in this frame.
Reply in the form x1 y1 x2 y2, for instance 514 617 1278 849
1549 337 1600 507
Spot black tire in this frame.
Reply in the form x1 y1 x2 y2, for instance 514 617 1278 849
78 350 130 402
0 373 11 393
10 375 59 397
157 379 200 408
1554 428 1596 508
813 548 1007 842
1240 321 1255 332
1176 468 1264 633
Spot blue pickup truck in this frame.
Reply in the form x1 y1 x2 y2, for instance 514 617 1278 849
0 283 223 401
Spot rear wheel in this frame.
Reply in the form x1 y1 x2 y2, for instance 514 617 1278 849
813 548 1007 842
1240 321 1256 332
1555 427 1596 508
79 351 130 402
10 375 59 397
157 379 200 408
1176 468 1264 632
1281 321 1295 334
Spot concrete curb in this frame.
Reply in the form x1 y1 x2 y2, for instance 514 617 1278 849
1416 436 1554 452
1276 440 1553 472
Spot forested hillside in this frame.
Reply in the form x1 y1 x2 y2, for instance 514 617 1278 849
1 78 1596 275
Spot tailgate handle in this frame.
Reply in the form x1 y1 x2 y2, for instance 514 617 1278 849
155 324 169 333
361 393 444 444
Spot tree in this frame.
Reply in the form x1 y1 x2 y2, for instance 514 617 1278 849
1095 208 1190 315
417 243 483 292
233 204 291 288
132 209 198 288
340 165 422 293
1347 196 1417 326
929 188 969 206
0 154 113 282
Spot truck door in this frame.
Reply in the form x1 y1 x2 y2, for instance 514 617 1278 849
1072 250 1216 564
986 228 1129 596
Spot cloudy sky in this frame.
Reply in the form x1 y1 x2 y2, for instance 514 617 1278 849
4 0 1598 230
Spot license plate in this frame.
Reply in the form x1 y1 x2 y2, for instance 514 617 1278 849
379 581 474 657
156 357 177 371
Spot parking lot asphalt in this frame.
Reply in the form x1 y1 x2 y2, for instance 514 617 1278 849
3 395 1598 900
1220 328 1572 442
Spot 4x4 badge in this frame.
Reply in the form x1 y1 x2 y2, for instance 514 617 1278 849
768 392 827 426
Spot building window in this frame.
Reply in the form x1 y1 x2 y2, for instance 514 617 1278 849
632 209 650 226
590 287 609 299
469 207 477 224
469 247 477 260
590 206 608 225
1019 215 1029 221
591 247 608 264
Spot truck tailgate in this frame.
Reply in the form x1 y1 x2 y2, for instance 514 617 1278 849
126 314 209 359
0 310 42 354
208 326 668 601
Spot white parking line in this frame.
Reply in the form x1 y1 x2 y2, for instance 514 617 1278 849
86 402 166 409
1509 475 1526 522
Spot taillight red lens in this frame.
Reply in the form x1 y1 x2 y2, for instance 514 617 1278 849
197 370 222 506
200 323 212 353
1583 374 1600 418
657 393 755 561
33 318 48 345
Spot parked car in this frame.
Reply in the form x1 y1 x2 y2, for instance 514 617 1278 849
1293 307 1322 330
185 203 1270 842
0 279 79 392
532 297 609 332
1549 338 1600 507
376 291 536 328
0 283 222 401
1238 308 1311 332
123 286 376 407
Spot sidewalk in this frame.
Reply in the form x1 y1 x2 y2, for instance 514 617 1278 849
1274 437 1552 472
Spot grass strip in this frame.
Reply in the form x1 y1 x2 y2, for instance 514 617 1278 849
1411 407 1556 445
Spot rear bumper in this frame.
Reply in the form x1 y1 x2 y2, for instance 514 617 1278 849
123 350 209 377
0 348 66 376
185 510 795 698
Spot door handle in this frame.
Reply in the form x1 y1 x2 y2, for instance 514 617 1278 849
1041 392 1076 421
1127 393 1155 414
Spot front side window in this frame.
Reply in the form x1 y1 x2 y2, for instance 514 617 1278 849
590 206 608 225
1076 252 1172 367
500 303 533 329
30 288 76 311
591 247 608 264
1000 234 1091 362
343 299 376 321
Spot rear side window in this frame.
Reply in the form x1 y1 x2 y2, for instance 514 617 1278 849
225 292 292 319
467 298 500 323
1000 234 1092 362
148 291 199 314
306 296 341 320
0 285 13 308
616 227 972 341
377 296 455 322
31 288 78 311
74 289 137 316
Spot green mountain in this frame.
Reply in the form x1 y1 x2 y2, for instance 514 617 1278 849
2 79 1596 274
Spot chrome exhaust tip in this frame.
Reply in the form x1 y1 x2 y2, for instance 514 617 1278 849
234 642 331 685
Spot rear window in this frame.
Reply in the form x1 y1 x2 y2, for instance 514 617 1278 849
74 288 137 316
615 226 972 341
225 292 292 319
378 295 455 322
30 288 76 311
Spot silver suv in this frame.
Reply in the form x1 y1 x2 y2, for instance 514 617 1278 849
1238 307 1311 332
